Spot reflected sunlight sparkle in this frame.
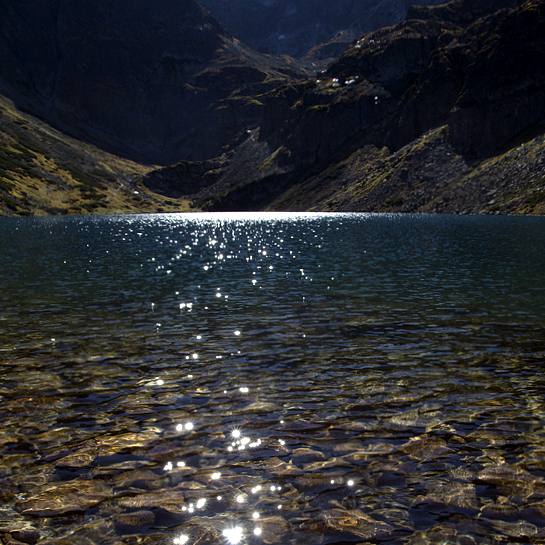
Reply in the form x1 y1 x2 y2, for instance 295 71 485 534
223 526 243 544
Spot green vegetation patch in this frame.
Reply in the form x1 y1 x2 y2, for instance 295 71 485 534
65 163 106 191
92 166 117 183
0 192 19 210
0 145 44 183
12 129 48 156
0 190 31 214
524 190 545 209
81 201 107 212
259 146 290 173
0 176 14 192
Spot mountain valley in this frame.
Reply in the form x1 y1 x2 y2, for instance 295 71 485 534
0 0 544 216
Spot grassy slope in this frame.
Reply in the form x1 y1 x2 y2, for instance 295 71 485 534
2 88 543 217
268 125 545 215
0 94 193 217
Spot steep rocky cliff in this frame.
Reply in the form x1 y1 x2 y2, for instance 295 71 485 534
162 0 544 214
0 0 306 165
254 0 532 163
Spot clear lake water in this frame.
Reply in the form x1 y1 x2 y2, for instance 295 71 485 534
1 212 545 545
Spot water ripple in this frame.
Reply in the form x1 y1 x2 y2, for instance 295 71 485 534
0 213 544 544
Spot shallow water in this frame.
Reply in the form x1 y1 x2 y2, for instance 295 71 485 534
1 212 545 545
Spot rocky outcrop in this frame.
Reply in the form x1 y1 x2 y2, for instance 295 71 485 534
406 0 527 25
448 2 545 156
0 0 305 165
186 0 545 213
389 0 542 156
257 17 459 165
257 0 532 165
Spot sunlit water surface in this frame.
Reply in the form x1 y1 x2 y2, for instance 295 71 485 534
1 212 545 545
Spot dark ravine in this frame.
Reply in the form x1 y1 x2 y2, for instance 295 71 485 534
198 0 447 58
0 0 544 216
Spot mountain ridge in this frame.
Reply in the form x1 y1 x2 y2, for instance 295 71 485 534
198 0 448 57
1 0 544 216
146 0 543 215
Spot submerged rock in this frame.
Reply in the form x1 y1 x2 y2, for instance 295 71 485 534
18 480 112 516
401 436 456 461
8 529 40 545
117 489 187 510
254 515 289 545
477 464 539 498
487 519 538 538
114 510 156 533
416 482 480 514
2 535 27 545
320 508 394 539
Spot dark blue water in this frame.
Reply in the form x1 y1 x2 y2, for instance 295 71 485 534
1 213 545 545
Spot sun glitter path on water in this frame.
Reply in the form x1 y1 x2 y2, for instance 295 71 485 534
158 416 300 545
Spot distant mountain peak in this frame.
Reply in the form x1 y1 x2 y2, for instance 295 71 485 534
198 0 449 57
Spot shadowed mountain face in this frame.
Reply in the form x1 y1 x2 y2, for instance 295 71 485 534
144 0 544 214
2 0 545 216
0 0 305 164
198 0 448 58
256 0 535 163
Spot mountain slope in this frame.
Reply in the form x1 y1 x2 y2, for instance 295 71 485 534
149 0 544 215
0 93 191 216
269 126 545 215
2 0 544 216
0 0 306 166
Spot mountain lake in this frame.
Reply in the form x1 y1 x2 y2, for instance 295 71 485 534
1 212 545 545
